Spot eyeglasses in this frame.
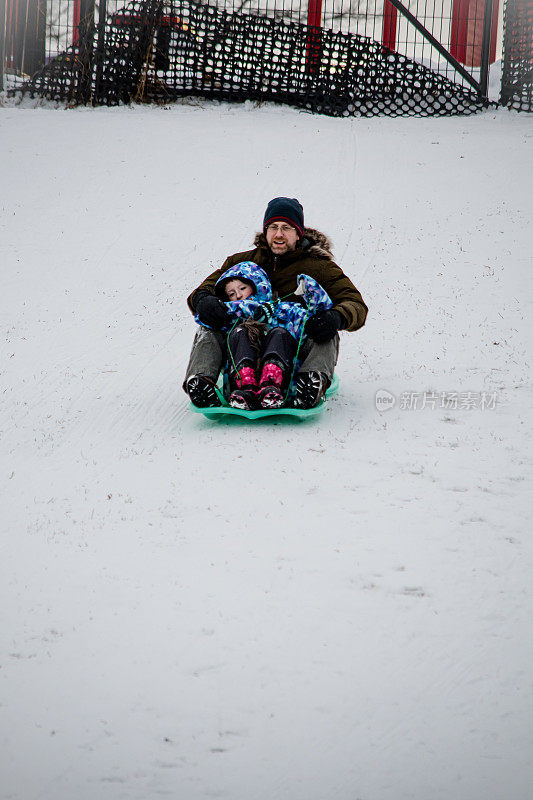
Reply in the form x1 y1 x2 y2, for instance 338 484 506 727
267 223 295 234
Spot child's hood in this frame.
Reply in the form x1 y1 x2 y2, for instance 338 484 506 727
214 262 272 303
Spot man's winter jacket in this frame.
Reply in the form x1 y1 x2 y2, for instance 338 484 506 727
187 228 368 332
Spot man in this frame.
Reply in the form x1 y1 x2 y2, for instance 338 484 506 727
183 197 367 408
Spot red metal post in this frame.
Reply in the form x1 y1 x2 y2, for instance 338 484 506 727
450 0 499 66
450 0 470 63
72 0 81 45
307 0 322 28
5 0 45 76
486 0 499 63
305 0 323 75
382 0 398 51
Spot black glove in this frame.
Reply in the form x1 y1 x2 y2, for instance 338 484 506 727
305 309 344 343
194 292 231 331
253 301 275 324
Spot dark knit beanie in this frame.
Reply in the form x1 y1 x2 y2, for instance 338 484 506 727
263 197 304 237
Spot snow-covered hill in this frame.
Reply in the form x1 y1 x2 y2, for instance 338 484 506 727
1 99 532 800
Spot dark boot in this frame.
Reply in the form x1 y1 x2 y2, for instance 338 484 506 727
185 374 222 408
292 371 328 409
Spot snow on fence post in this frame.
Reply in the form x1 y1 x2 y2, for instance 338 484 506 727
382 0 398 51
305 0 323 75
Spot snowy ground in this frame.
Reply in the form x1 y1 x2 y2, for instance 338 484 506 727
1 98 532 800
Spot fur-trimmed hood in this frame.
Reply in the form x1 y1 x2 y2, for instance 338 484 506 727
253 227 334 261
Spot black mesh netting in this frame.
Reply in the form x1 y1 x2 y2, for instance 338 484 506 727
15 0 488 116
501 0 533 112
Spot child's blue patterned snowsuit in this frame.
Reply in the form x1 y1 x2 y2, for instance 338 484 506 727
195 261 333 342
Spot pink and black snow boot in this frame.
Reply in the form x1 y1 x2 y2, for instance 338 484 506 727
256 362 286 409
228 365 258 410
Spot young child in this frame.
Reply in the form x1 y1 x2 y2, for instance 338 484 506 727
195 261 332 410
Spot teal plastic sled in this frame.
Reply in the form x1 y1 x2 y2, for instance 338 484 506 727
191 374 339 421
